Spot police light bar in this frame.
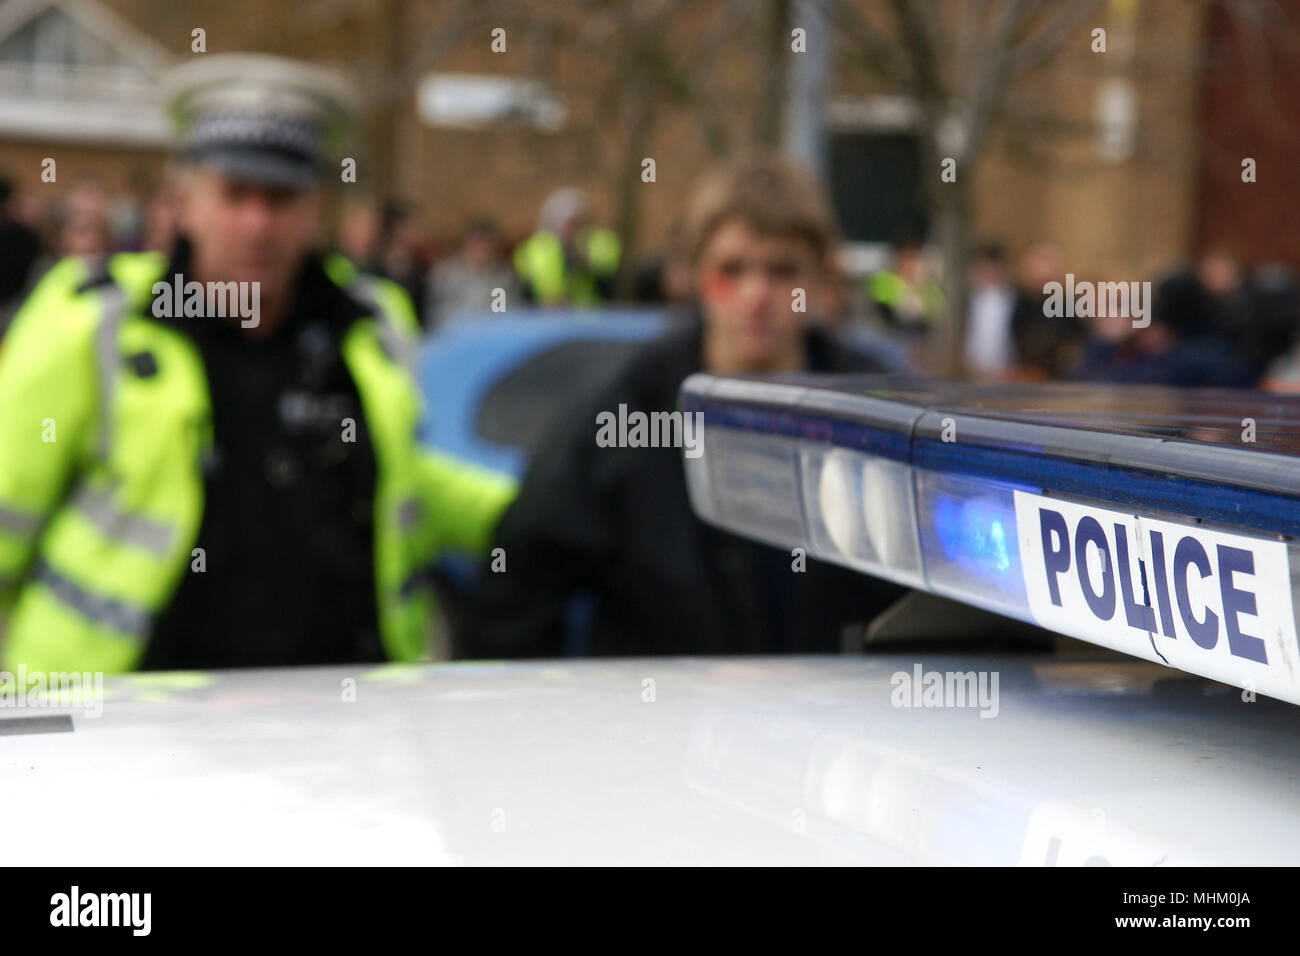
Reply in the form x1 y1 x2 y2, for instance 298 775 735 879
680 375 1300 705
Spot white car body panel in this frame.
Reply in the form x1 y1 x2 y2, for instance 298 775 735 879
4 655 1299 865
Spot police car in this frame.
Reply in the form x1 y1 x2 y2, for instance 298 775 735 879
6 358 1300 866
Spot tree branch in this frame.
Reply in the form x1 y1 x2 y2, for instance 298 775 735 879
959 0 1034 162
828 0 913 88
1005 0 1104 75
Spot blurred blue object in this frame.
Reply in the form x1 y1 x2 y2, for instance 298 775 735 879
416 309 672 646
416 309 674 477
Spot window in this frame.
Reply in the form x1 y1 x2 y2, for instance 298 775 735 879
417 73 566 132
0 0 170 143
828 129 927 245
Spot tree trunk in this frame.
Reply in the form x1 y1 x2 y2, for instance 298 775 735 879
612 52 655 301
754 0 792 147
915 116 973 380
932 175 973 379
367 0 406 204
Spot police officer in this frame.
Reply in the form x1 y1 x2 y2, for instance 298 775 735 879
513 187 621 306
0 54 515 673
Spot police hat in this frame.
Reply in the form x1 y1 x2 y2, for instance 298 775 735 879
162 54 359 188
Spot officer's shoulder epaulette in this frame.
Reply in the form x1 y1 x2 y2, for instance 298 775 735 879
23 255 97 298
105 251 169 303
3 257 108 353
323 254 419 338
72 255 114 295
55 252 167 302
13 257 106 328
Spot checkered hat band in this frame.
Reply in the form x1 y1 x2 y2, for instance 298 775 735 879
184 111 321 158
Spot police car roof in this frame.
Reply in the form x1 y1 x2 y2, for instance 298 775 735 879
6 657 1300 865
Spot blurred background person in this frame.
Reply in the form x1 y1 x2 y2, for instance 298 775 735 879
1153 245 1249 345
963 242 1017 379
630 220 693 305
866 236 945 340
1074 268 1255 388
58 206 112 258
140 188 179 253
0 176 42 327
337 196 383 271
1010 241 1085 380
514 186 621 307
336 197 430 322
462 153 902 659
1248 264 1300 376
107 190 145 252
1073 314 1254 387
57 179 113 257
1073 245 1297 389
374 199 430 321
1156 247 1298 383
425 216 520 327
1255 265 1300 389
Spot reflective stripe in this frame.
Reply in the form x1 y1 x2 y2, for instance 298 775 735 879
399 568 435 599
92 282 128 462
397 498 423 532
32 559 151 639
349 276 414 375
70 484 174 557
0 503 41 538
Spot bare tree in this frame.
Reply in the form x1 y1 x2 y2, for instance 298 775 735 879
834 0 1104 375
296 0 806 292
509 0 788 295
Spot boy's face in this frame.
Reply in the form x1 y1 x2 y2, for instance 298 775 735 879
695 217 826 368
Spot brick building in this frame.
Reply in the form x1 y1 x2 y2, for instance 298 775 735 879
0 0 1295 277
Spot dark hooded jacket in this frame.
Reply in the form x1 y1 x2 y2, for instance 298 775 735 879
459 315 905 658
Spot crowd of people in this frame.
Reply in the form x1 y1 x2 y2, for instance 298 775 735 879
3 168 1299 390
861 237 1300 389
2 50 1299 676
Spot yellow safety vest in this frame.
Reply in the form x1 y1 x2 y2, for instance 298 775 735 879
513 228 621 306
0 252 515 674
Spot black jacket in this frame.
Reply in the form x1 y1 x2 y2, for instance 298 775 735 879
142 238 382 669
460 316 905 658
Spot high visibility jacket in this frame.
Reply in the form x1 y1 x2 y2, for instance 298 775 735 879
867 270 946 332
0 252 516 675
513 228 621 306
